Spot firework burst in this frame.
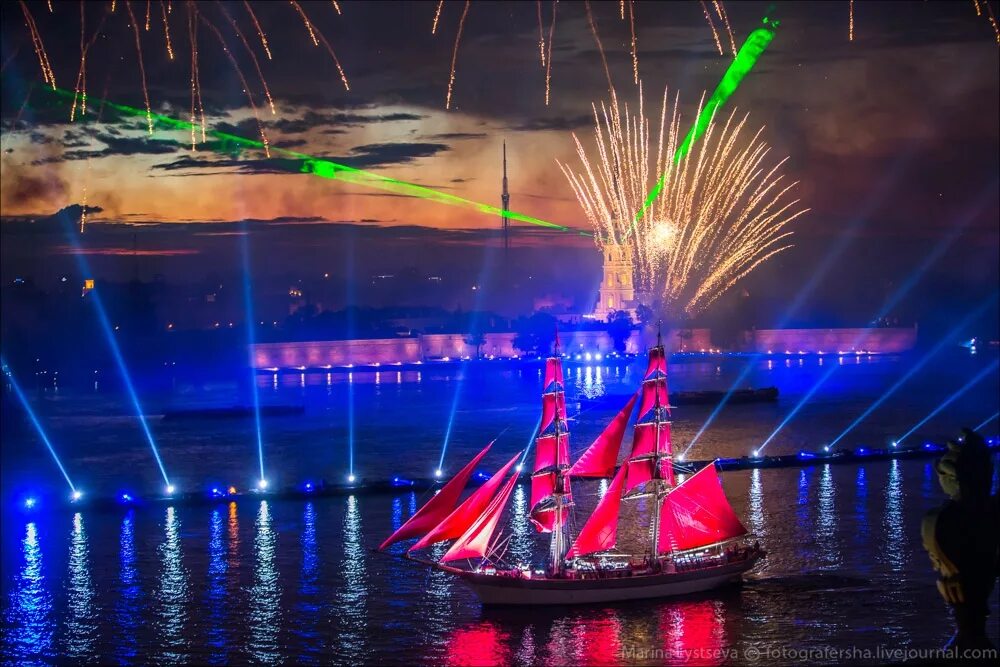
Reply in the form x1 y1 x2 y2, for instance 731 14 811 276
559 86 808 317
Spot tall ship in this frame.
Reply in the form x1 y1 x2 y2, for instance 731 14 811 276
379 332 764 605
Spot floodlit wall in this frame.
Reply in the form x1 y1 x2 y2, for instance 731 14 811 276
751 327 918 354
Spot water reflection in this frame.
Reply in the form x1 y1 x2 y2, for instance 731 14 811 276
854 466 870 552
4 522 54 661
660 600 727 666
508 483 532 567
748 468 766 538
206 507 228 663
296 502 321 657
156 506 189 662
65 512 97 659
446 620 511 666
249 501 281 663
817 464 841 568
335 495 368 662
882 460 906 572
795 468 815 565
115 512 141 663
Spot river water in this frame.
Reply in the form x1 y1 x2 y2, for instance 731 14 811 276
2 350 998 664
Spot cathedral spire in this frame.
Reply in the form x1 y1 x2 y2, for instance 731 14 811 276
501 141 510 253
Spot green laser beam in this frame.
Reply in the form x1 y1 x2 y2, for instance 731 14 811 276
41 87 583 234
634 17 777 224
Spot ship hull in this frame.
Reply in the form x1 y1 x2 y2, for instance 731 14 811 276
445 555 759 606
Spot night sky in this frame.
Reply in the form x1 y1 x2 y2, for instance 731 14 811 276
1 1 997 326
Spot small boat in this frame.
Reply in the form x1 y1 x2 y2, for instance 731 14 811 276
380 331 764 606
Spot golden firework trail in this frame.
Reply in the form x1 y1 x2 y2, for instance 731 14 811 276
46 0 52 12
289 1 349 90
627 0 638 84
432 0 444 35
536 0 546 68
712 0 737 55
146 0 151 31
445 0 471 110
197 12 271 156
160 0 174 59
124 0 154 134
849 0 854 41
331 0 342 15
19 0 56 88
71 1 105 121
619 0 624 20
584 0 614 93
112 0 117 11
188 2 206 147
559 85 808 316
973 0 982 17
217 1 276 114
983 0 1000 43
700 0 724 56
243 0 272 59
544 0 558 105
290 0 319 46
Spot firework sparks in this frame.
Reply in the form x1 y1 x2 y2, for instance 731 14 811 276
331 0 341 15
124 0 153 134
584 0 614 93
432 0 444 35
19 0 56 88
536 0 546 68
218 1 276 114
544 0 558 105
849 0 854 41
983 0 1000 43
197 12 271 156
445 0 471 110
146 0 151 30
243 0 272 59
290 0 349 90
700 0 724 56
627 0 638 84
188 2 206 147
559 86 808 317
161 0 175 59
712 0 737 55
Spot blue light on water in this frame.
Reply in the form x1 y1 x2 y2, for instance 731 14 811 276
156 506 189 662
66 513 97 659
2 360 77 494
119 493 134 504
6 522 54 661
304 481 315 492
391 476 415 487
895 359 999 447
207 508 227 658
24 497 37 509
249 501 281 663
114 512 140 662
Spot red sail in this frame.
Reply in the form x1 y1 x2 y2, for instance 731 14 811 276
534 433 569 471
657 464 748 554
378 442 492 550
569 394 637 478
624 456 675 492
567 463 628 557
543 357 565 391
409 453 520 552
645 346 666 379
441 470 519 563
637 380 669 421
630 422 671 459
530 472 571 532
540 392 567 433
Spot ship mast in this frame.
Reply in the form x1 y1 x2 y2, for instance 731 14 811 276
648 325 668 558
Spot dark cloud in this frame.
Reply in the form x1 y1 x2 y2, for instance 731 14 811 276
427 132 488 140
56 133 184 161
505 115 593 132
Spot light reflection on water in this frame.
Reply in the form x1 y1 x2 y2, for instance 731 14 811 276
65 512 96 659
816 464 840 569
206 507 228 663
115 511 140 663
296 502 321 659
249 500 281 663
335 495 368 663
156 506 189 663
883 460 906 573
748 468 766 538
4 522 54 662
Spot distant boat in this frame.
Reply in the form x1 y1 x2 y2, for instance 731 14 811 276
161 405 304 421
380 331 764 606
579 386 778 409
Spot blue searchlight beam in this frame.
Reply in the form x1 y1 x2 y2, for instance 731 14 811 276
895 360 999 446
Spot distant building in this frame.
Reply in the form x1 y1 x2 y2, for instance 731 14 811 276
589 244 635 320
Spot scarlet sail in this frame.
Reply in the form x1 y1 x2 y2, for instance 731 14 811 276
409 452 520 552
378 442 492 550
569 393 637 478
441 470 519 562
566 462 628 558
657 464 748 554
530 347 572 534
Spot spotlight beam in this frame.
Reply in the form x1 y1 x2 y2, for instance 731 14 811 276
974 411 999 432
895 360 999 445
239 225 265 482
2 359 76 492
754 186 996 455
826 295 997 449
39 87 579 234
